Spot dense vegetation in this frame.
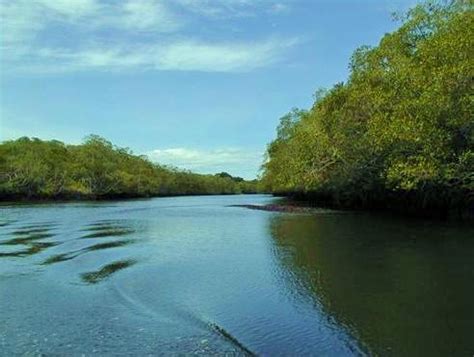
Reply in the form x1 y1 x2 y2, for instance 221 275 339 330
0 135 258 200
262 1 473 217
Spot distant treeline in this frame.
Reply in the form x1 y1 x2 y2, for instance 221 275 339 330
262 1 473 218
0 135 259 200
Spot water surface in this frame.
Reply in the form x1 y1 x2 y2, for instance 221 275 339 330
1 195 473 356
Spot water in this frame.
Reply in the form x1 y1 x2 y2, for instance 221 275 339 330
0 195 473 356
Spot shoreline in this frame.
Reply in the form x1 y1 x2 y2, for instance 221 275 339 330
232 196 474 222
2 192 472 221
0 192 262 204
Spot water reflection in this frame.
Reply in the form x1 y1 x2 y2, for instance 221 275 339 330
1 233 55 245
0 221 15 227
33 219 139 285
14 222 57 230
82 229 134 239
42 240 135 265
0 242 58 258
269 214 474 356
42 252 77 265
2 196 473 355
81 259 137 284
0 222 57 258
81 220 134 239
86 239 135 251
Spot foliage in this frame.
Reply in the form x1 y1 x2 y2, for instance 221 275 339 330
0 135 259 199
262 1 473 215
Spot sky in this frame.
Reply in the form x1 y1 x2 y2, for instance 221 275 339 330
0 0 418 179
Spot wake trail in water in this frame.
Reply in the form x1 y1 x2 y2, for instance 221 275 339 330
111 281 256 356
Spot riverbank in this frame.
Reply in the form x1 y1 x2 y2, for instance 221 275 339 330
0 191 259 204
229 203 326 214
0 136 260 200
259 2 472 223
229 189 473 221
269 190 474 221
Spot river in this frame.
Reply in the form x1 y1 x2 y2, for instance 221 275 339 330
1 195 473 356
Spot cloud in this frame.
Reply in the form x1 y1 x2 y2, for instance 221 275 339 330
269 3 290 14
105 0 181 32
0 0 99 46
173 0 257 18
157 39 297 71
1 0 180 43
0 0 296 74
10 37 299 73
36 0 98 16
147 147 263 178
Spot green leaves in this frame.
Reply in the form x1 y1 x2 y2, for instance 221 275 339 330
262 1 473 211
0 135 259 199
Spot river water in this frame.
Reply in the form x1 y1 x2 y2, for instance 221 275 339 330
1 195 473 356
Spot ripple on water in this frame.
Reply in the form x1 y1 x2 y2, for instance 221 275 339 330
0 221 14 227
80 220 135 239
42 252 78 265
41 239 135 265
0 222 57 258
80 259 137 284
0 242 58 258
82 221 126 229
85 239 135 251
81 229 134 239
82 220 124 228
11 227 53 236
39 218 136 266
14 222 58 229
0 233 55 245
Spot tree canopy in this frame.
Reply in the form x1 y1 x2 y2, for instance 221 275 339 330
0 135 258 199
261 1 473 216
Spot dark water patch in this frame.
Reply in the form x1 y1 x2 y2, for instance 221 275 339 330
85 239 135 252
1 233 55 245
269 214 474 356
0 250 29 258
41 252 78 265
0 242 57 258
41 240 135 265
81 259 137 284
19 222 57 229
85 220 122 227
81 229 134 239
82 224 129 232
81 220 134 238
0 220 16 227
12 227 52 235
230 203 340 214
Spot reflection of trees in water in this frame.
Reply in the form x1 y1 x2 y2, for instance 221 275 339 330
81 259 137 284
0 218 139 285
0 222 58 258
269 213 474 357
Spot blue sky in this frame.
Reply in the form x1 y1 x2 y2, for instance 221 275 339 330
1 0 417 179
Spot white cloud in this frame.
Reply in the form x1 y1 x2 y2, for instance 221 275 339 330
12 38 298 73
156 38 298 72
269 3 290 14
173 0 256 18
147 147 263 178
0 0 297 73
174 0 291 19
107 0 181 32
0 2 42 46
0 0 179 45
36 0 98 17
0 0 99 46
